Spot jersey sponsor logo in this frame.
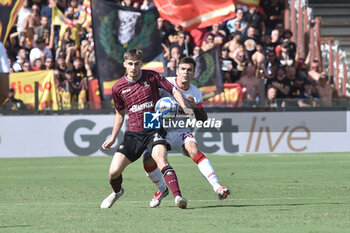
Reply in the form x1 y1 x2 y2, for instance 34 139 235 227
143 111 161 129
129 101 153 112
121 88 131 94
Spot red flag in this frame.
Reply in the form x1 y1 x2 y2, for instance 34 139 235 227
88 79 101 110
153 0 235 30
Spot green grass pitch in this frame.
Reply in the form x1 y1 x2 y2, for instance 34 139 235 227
1 153 350 233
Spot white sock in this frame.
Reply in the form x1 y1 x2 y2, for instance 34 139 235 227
197 158 221 192
146 168 167 193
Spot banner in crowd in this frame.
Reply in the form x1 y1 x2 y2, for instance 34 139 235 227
91 0 162 97
0 0 24 42
192 46 224 101
201 83 243 107
9 70 59 110
153 0 235 30
236 0 261 7
88 78 101 109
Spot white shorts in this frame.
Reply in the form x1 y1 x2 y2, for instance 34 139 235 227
166 129 197 153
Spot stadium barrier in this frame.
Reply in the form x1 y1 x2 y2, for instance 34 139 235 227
0 110 348 158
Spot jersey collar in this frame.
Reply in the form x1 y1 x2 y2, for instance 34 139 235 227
175 78 190 91
125 70 142 82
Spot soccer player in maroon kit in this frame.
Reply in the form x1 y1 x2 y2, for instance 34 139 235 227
100 48 190 209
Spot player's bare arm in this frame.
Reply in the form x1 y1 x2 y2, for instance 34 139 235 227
102 109 125 151
186 95 208 122
173 89 193 116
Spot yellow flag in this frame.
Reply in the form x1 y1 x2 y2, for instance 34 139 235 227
52 4 64 26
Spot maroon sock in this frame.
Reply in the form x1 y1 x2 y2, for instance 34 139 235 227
161 166 181 197
109 175 123 193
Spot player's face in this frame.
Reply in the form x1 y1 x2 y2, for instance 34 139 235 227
177 63 194 83
124 59 142 80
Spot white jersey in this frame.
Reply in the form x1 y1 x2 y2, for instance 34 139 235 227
160 77 204 152
160 76 203 107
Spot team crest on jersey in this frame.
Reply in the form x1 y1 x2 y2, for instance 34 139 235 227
142 81 150 87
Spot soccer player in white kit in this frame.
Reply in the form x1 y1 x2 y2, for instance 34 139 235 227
143 57 231 208
0 41 10 105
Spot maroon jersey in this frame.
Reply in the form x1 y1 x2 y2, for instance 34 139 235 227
112 69 175 132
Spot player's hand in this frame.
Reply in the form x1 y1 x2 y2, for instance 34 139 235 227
102 137 115 151
185 95 197 109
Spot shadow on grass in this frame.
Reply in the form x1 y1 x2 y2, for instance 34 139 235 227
186 202 347 209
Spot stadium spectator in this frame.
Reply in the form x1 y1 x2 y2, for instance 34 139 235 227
243 26 259 58
165 57 177 77
285 66 301 106
192 46 202 59
60 67 83 108
21 61 32 72
233 44 248 74
252 42 265 69
40 0 56 26
308 59 322 81
266 29 281 53
224 31 242 60
316 74 337 107
266 65 290 106
1 88 27 111
171 31 192 57
99 48 189 209
263 49 280 80
44 57 54 70
142 56 230 208
201 33 215 52
262 0 284 35
12 48 29 72
203 23 226 48
34 15 50 43
55 54 67 72
265 86 278 107
278 42 294 67
220 46 238 83
29 38 52 64
22 4 41 33
168 24 183 44
239 63 260 106
298 80 318 107
225 8 247 34
18 28 35 51
17 0 32 36
281 29 296 59
0 42 10 105
32 58 43 71
157 17 171 45
244 5 265 36
140 0 153 10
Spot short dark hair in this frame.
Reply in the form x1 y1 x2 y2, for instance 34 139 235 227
124 48 143 61
178 57 196 70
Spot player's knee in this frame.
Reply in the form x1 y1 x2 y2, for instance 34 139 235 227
109 170 121 180
185 143 199 158
143 153 155 166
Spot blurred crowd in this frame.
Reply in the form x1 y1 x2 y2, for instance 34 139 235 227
2 0 338 111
